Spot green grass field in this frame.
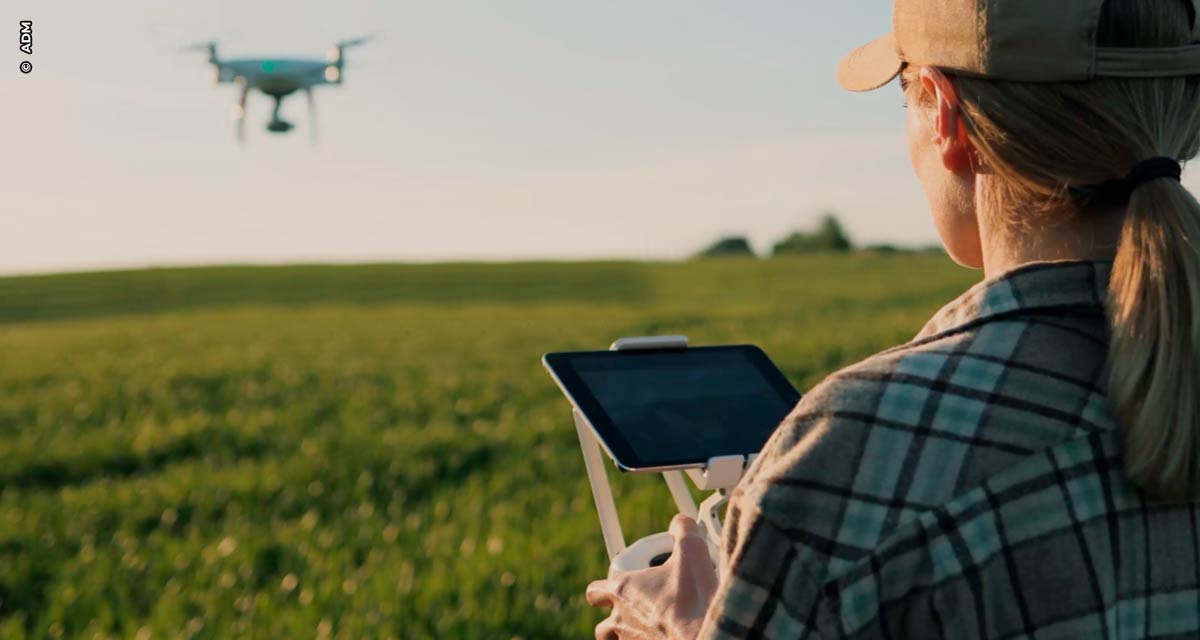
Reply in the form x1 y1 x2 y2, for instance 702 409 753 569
0 255 976 639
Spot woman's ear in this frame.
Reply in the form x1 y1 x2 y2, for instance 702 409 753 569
918 67 978 175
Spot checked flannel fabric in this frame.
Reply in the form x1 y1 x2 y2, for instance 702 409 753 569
700 260 1200 639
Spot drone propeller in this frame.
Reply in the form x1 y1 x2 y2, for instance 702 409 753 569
178 40 220 57
336 35 374 49
327 35 376 75
179 40 219 66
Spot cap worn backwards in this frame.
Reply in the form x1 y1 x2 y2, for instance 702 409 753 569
838 0 1200 92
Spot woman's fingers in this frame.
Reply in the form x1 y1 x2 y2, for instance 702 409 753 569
586 516 716 637
586 520 716 639
594 616 619 640
586 579 618 608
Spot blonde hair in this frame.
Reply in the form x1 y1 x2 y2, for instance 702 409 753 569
939 0 1200 500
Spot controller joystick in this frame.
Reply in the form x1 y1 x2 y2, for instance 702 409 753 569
607 530 720 578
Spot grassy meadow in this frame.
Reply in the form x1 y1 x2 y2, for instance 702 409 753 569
0 255 976 639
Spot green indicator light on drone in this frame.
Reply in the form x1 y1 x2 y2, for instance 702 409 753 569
262 61 276 73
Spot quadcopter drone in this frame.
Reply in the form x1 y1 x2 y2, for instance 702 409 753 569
184 38 370 144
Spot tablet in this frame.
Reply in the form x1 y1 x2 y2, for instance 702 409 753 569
543 345 800 471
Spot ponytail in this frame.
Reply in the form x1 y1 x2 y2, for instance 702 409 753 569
944 0 1200 500
1109 178 1200 500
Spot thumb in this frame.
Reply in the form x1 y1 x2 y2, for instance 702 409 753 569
668 514 711 564
667 514 718 615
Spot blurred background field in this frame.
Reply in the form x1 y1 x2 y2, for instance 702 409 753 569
0 255 974 639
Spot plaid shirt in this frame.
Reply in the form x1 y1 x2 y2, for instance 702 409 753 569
701 260 1200 639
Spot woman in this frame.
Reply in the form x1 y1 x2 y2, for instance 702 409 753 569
586 0 1200 637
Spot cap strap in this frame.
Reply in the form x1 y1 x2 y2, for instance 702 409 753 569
1094 45 1200 77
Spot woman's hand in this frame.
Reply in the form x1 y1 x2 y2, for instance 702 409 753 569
585 514 718 640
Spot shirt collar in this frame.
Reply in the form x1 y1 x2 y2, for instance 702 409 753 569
914 260 1112 341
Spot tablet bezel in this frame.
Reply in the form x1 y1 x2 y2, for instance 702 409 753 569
542 345 800 472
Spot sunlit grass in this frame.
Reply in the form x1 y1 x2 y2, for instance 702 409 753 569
0 255 975 638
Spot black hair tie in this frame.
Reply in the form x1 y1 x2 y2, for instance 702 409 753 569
1125 157 1183 188
1070 157 1183 207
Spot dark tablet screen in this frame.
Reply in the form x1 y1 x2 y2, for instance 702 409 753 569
544 346 800 470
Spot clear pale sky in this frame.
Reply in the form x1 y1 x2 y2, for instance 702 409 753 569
5 2 1197 275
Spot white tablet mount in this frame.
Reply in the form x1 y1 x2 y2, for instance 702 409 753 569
572 335 755 577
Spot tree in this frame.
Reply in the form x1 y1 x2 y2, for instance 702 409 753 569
771 212 853 256
694 236 757 259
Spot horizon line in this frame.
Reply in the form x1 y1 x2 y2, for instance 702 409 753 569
0 245 948 279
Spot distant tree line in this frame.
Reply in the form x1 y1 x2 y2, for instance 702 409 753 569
694 211 944 259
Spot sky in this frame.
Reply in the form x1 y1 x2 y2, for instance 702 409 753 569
5 2 1193 275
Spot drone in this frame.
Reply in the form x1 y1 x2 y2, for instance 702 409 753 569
184 38 371 144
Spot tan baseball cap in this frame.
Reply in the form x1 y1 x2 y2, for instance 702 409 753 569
838 0 1200 92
